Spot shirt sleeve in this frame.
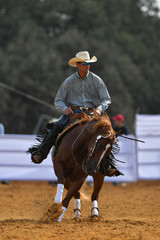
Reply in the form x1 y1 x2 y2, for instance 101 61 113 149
96 78 111 112
54 81 68 113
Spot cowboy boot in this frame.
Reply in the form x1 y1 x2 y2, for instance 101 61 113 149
99 163 117 177
31 124 61 164
99 156 123 177
31 114 70 164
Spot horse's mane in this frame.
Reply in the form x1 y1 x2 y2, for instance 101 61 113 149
60 113 114 137
54 114 114 149
76 113 114 134
92 114 115 134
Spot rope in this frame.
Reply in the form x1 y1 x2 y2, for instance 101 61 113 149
0 81 56 110
71 120 91 168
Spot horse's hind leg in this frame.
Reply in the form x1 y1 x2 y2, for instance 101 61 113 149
91 172 104 217
56 178 85 222
63 180 81 219
62 179 85 208
74 191 81 219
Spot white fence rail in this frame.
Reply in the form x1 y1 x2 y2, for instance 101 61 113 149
136 114 160 180
1 114 160 182
0 135 54 181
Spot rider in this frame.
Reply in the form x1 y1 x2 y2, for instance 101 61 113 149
29 51 117 176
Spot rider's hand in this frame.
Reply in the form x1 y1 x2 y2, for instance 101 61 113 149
94 108 101 117
65 107 74 116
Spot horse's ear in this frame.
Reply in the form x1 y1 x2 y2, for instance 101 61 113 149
115 130 122 138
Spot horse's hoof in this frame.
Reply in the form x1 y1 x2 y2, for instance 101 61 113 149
91 214 99 218
91 208 99 217
74 210 82 221
91 215 99 221
74 216 82 222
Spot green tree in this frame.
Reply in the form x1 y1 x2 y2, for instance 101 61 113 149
0 0 159 133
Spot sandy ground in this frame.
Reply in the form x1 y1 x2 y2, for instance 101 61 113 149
0 180 160 240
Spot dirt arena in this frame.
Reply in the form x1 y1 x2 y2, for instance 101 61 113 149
0 180 159 240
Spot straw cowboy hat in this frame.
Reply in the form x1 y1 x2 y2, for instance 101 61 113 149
68 51 97 67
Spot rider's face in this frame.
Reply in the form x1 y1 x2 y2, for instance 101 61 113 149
113 120 123 128
76 62 90 74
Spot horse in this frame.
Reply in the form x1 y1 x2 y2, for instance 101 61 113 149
52 114 117 222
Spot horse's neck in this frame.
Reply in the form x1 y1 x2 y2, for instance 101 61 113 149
72 121 97 163
79 121 96 142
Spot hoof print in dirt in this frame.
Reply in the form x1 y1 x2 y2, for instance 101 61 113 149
74 216 82 222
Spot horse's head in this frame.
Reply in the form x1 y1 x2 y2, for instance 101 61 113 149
83 115 116 175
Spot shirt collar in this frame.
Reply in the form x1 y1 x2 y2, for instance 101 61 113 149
76 71 89 80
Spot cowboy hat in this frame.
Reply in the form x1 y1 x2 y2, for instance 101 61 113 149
68 51 97 67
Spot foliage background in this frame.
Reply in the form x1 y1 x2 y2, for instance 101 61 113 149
0 0 159 133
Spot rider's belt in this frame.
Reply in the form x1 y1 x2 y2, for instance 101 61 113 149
71 106 94 113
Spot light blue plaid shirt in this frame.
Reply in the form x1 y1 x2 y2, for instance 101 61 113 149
54 71 111 113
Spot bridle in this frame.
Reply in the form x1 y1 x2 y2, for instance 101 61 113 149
88 133 111 159
71 122 115 173
82 132 114 173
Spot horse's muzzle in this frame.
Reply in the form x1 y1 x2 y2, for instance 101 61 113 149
85 161 98 175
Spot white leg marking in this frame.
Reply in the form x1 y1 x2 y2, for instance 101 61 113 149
96 143 111 169
57 206 66 222
92 200 99 217
54 184 64 203
75 198 81 209
99 144 111 162
74 199 81 218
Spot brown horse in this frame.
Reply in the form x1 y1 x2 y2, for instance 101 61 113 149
52 114 116 222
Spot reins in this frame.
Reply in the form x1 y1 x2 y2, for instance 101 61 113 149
119 135 145 143
71 120 91 168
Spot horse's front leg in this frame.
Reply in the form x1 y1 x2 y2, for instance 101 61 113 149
52 161 70 222
91 172 104 217
52 158 65 203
